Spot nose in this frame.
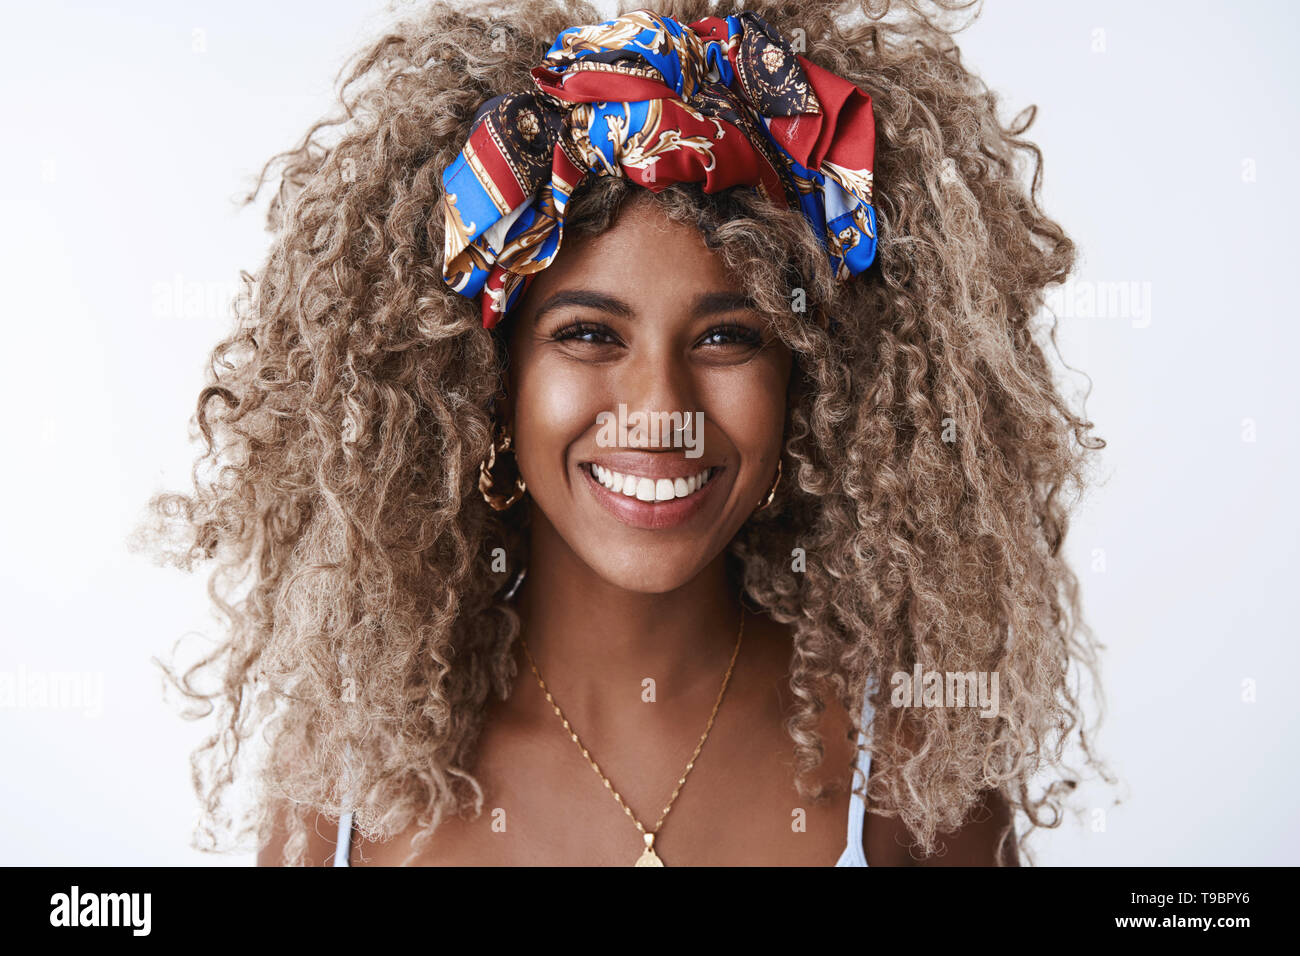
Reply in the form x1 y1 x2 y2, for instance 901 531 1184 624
617 340 699 450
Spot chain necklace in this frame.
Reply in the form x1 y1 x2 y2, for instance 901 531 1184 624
518 611 745 867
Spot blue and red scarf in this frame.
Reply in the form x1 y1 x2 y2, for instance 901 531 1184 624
441 8 878 329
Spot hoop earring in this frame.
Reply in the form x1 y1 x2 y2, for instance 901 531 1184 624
479 423 527 510
753 458 783 513
501 564 527 602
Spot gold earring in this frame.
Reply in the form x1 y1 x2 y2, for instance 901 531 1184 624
753 458 783 513
479 424 527 510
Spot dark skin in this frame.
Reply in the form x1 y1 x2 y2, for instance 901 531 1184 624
258 193 1017 866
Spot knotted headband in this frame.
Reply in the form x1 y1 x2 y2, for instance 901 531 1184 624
441 8 878 329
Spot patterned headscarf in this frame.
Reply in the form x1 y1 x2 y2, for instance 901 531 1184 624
441 8 878 329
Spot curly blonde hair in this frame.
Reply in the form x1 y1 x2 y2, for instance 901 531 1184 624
134 0 1113 866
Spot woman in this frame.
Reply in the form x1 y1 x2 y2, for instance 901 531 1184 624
140 0 1110 866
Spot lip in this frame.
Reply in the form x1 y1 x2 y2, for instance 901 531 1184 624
583 451 719 481
579 458 725 531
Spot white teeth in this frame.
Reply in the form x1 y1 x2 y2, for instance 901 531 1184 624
591 465 714 502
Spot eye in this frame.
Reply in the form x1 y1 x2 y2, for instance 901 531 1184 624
550 321 621 346
697 323 763 348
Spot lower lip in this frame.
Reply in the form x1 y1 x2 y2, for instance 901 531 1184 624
580 465 724 530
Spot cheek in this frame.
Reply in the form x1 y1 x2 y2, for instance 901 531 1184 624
511 358 598 475
703 358 791 456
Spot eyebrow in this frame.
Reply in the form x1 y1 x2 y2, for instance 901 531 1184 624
531 289 759 324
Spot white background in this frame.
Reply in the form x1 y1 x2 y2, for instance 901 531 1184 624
2 0 1295 865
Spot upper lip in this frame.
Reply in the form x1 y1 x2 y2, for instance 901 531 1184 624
581 452 722 481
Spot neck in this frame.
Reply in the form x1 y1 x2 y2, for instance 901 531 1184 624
510 512 747 734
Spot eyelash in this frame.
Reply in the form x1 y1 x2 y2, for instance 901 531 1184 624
551 321 763 348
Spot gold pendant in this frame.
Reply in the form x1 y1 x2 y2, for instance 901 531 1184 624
634 832 665 867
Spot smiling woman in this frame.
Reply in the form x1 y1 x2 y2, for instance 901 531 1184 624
138 0 1110 868
506 192 794 570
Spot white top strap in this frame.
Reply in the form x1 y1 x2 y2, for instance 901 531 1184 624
334 741 358 867
841 678 877 865
333 811 353 867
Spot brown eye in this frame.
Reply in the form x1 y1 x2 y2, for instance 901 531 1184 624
551 321 621 345
698 324 763 347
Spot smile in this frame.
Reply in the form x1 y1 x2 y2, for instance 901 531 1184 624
586 463 718 501
579 460 724 530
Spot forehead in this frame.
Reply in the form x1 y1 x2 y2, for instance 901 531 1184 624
516 194 741 314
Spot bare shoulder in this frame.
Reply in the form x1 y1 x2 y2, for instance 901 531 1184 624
257 803 346 867
862 716 1019 867
752 615 1017 867
912 786 1018 866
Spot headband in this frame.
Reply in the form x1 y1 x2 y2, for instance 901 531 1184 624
441 8 878 329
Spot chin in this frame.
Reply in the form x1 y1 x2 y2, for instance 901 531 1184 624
584 551 710 595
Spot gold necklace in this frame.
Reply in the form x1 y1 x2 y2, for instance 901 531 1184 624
519 611 744 867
